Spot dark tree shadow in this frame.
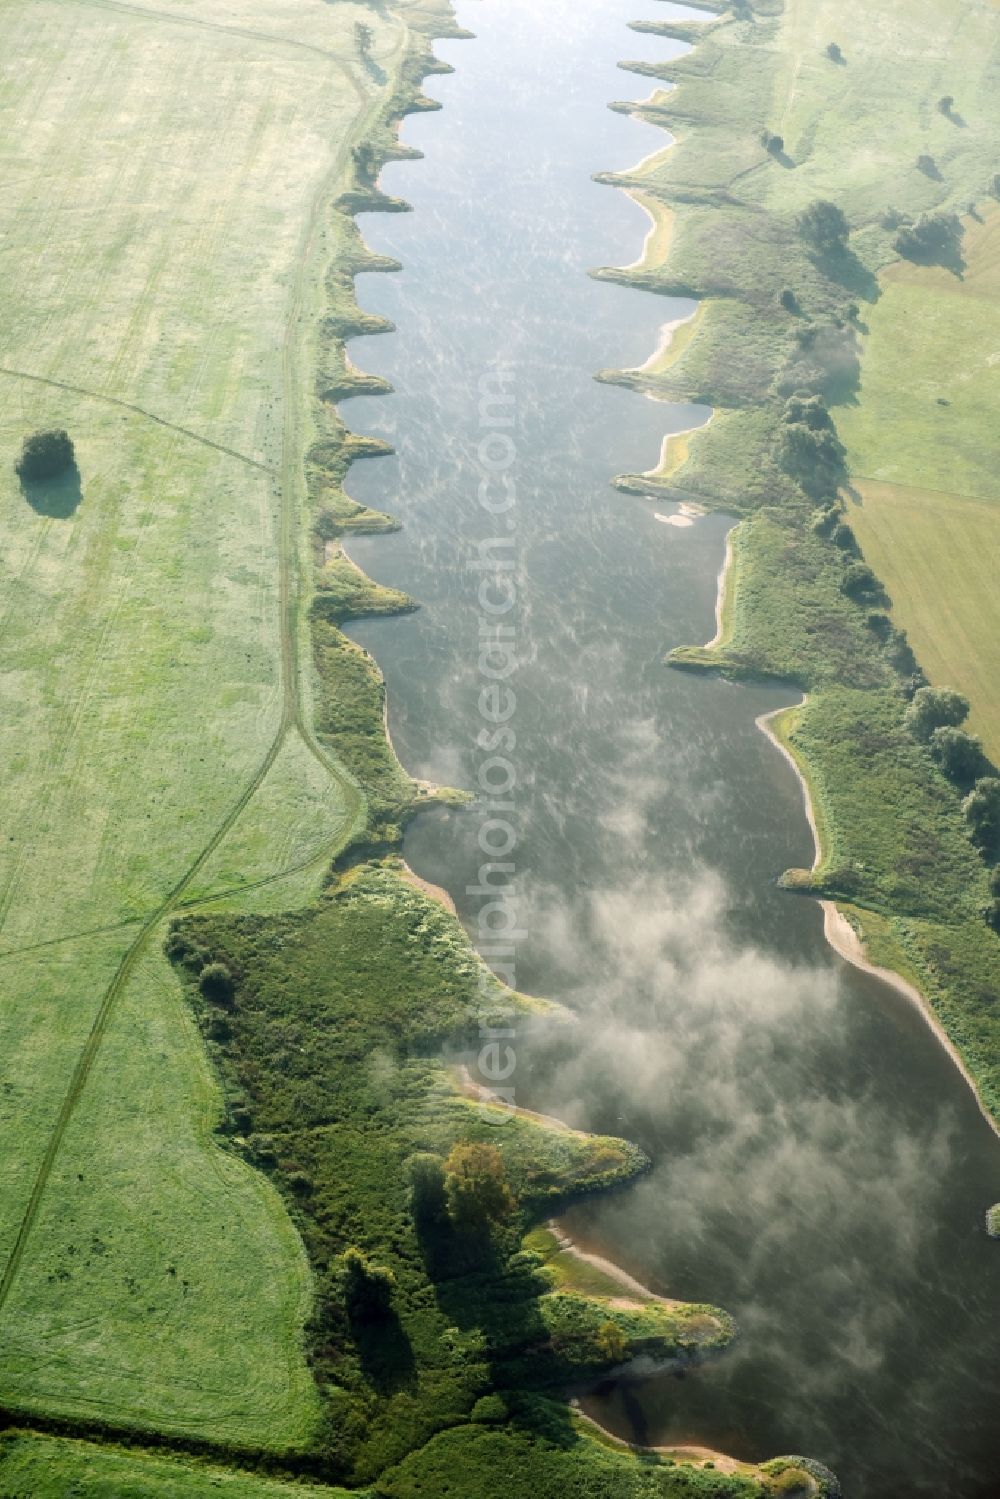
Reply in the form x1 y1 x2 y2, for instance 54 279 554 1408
20 462 82 519
812 245 880 301
351 1306 417 1395
918 155 942 180
772 147 796 169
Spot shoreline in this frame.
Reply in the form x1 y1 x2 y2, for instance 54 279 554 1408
705 524 734 648
634 305 697 374
547 1221 686 1308
569 1406 779 1485
756 706 1000 1144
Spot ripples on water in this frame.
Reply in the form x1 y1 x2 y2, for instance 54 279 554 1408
336 2 1000 1492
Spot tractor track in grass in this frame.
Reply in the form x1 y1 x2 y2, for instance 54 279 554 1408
0 366 274 474
0 13 412 1313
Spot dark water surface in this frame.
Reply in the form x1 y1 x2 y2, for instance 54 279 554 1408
338 2 1000 1493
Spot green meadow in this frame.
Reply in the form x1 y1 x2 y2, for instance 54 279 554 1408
0 0 416 1450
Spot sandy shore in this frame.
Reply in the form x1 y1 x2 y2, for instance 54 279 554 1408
622 189 673 273
645 411 713 478
635 306 698 374
704 526 734 648
455 1065 587 1134
570 1406 770 1483
399 861 457 914
547 1222 690 1308
756 705 1000 1143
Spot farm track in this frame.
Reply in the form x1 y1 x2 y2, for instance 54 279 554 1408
0 9 410 1314
0 366 273 474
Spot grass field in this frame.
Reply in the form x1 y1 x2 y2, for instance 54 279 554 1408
0 0 420 1449
0 1432 355 1499
838 214 1000 761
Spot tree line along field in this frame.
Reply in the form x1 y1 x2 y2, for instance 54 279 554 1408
0 0 419 1450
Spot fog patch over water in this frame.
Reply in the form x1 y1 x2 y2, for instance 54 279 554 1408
517 870 962 1408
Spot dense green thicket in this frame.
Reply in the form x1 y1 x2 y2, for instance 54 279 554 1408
167 869 723 1484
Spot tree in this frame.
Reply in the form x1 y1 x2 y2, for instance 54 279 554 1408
963 778 1000 850
339 1246 395 1321
444 1142 516 1231
797 200 849 253
916 153 937 176
778 287 798 313
893 212 962 265
760 129 784 156
355 21 374 56
929 726 986 785
15 428 76 481
198 961 234 1004
904 686 970 741
938 95 955 115
594 1320 629 1365
840 561 882 601
780 394 847 497
407 1151 448 1230
825 42 843 62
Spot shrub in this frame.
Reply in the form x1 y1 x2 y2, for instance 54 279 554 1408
963 778 1000 850
797 199 850 253
15 428 75 481
198 961 234 1004
445 1142 516 1231
779 287 799 312
905 686 970 741
339 1246 395 1321
470 1394 508 1424
929 726 986 785
840 561 882 601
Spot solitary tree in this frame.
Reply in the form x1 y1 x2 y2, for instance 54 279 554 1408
938 95 955 115
355 21 374 57
904 685 970 741
444 1141 516 1231
825 41 843 62
15 428 76 481
797 200 850 253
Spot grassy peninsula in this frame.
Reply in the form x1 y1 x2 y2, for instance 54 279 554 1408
598 0 1000 1133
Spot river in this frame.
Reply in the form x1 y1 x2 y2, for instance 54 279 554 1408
337 1 1000 1493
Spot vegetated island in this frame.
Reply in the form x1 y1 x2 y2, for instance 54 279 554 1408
595 0 1000 1217
0 0 841 1495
